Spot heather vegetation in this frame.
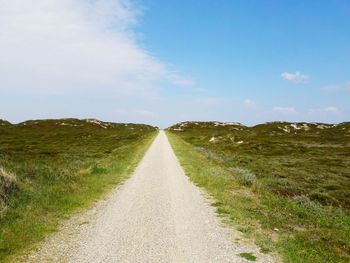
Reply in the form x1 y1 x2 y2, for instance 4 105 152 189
0 119 157 261
167 121 350 262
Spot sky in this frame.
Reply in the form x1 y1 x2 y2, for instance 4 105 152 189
1 0 349 127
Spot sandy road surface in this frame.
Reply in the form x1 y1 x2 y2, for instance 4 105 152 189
22 131 277 263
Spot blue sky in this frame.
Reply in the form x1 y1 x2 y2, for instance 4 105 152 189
0 0 349 127
137 0 350 125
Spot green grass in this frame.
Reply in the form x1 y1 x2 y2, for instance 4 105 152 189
0 118 157 262
239 252 257 261
166 121 350 263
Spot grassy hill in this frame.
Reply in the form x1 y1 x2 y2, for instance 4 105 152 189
0 118 157 261
167 121 350 262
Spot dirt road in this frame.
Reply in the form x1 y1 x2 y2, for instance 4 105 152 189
22 131 277 262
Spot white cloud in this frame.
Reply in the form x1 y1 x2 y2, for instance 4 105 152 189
169 74 195 87
272 106 297 114
324 107 340 114
0 0 189 97
309 106 341 115
243 99 257 110
281 72 309 83
323 81 350 92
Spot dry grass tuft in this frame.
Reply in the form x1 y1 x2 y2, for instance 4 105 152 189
0 167 17 210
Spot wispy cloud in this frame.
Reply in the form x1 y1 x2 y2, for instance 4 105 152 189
243 99 257 110
0 0 189 97
309 106 341 115
272 106 297 114
168 74 195 87
281 72 309 83
322 81 350 92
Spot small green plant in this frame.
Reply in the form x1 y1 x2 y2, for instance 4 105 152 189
89 165 108 175
238 252 257 261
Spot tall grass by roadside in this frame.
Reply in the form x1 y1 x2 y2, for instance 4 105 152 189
0 119 157 262
167 129 350 263
0 168 17 214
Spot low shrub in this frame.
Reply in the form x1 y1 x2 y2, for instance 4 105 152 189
231 167 257 186
309 190 339 206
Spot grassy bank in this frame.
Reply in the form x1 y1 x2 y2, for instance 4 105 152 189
166 122 350 263
0 119 157 262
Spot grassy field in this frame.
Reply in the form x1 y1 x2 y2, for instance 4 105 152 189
167 121 350 263
0 118 157 262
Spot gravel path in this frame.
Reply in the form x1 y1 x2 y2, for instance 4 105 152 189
20 131 278 263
